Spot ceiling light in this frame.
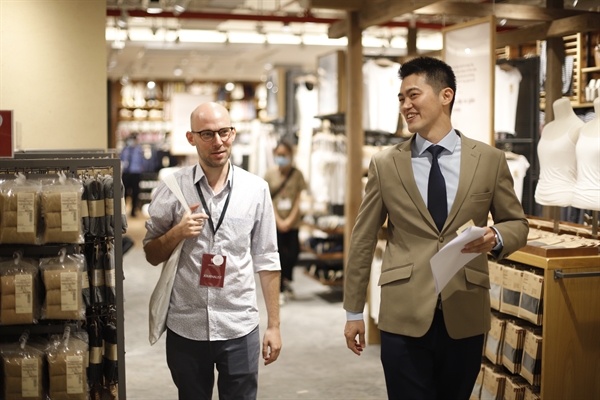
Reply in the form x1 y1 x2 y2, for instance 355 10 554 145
225 82 235 92
178 29 227 43
146 0 163 14
147 81 156 89
173 66 183 76
173 0 189 15
499 18 507 26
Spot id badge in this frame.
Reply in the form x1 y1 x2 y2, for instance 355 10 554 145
277 198 292 211
200 254 227 288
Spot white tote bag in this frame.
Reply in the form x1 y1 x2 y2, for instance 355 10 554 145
148 173 191 345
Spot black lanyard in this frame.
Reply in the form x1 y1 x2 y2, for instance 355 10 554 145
194 164 233 236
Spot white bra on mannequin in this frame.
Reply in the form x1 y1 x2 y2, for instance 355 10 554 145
572 97 600 211
535 98 585 207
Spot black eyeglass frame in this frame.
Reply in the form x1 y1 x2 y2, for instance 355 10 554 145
191 126 235 142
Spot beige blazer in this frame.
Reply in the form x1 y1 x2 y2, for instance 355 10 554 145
344 132 528 339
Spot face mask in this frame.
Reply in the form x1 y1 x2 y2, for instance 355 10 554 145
274 156 290 167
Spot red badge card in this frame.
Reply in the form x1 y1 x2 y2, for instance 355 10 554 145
200 254 227 288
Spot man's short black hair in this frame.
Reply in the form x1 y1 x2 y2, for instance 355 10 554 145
399 57 457 112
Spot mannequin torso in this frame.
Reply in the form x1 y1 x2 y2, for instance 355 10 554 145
535 98 585 207
572 98 600 211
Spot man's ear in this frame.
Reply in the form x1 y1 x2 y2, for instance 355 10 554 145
441 87 454 106
186 131 195 145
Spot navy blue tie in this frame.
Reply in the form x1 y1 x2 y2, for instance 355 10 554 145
427 145 447 231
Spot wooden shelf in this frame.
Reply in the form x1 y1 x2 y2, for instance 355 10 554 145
506 250 600 270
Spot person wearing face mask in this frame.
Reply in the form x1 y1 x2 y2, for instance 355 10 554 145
264 141 307 305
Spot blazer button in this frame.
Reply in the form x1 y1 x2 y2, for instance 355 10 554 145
439 236 444 243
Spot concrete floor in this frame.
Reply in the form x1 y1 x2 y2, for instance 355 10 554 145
121 215 387 400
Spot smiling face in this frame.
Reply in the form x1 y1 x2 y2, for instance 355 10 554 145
186 103 236 170
398 73 454 141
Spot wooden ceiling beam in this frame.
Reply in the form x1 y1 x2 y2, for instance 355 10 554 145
298 0 363 10
358 0 439 30
496 13 600 47
415 2 586 22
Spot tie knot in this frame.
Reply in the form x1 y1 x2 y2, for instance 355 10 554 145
427 145 444 158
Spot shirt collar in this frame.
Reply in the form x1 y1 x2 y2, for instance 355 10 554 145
414 129 459 156
194 162 234 190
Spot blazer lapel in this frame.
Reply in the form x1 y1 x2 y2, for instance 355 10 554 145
392 137 434 228
445 133 481 229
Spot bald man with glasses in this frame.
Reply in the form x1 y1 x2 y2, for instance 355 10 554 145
144 102 282 400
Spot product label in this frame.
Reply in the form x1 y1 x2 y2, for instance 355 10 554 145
105 269 116 288
80 199 89 218
66 355 84 394
105 198 115 216
92 269 105 286
88 199 106 218
21 358 39 397
60 271 79 311
82 271 90 290
17 192 35 233
61 192 79 232
90 347 103 364
15 274 33 314
105 343 118 361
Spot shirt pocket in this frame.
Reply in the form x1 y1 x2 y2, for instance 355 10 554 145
378 263 413 286
470 192 492 203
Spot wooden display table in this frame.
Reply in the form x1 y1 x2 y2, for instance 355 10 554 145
365 250 600 399
505 251 600 399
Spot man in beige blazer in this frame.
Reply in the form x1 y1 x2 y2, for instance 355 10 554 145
343 57 528 399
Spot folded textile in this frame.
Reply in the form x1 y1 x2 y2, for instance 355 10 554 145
41 192 83 244
0 184 40 245
0 259 40 325
47 334 89 399
40 254 85 321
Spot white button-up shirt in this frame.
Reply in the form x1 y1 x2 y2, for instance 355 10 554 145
144 164 280 341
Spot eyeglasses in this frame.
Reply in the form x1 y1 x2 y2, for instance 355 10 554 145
191 127 234 142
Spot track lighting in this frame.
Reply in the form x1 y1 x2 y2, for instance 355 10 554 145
173 0 189 16
146 0 163 14
117 8 128 29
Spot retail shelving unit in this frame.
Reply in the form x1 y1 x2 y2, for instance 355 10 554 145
0 151 126 400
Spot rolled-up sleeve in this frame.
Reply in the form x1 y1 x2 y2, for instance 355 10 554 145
251 183 281 273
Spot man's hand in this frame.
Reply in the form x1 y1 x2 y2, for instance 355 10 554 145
262 327 282 365
176 204 208 239
462 227 497 254
344 320 366 356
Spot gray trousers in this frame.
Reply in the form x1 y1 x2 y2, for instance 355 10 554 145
166 326 260 400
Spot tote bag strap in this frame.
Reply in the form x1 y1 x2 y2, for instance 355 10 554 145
163 172 191 212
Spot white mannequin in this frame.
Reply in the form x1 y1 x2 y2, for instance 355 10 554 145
535 98 585 206
572 97 600 211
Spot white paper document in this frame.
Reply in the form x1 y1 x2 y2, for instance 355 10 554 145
430 226 486 294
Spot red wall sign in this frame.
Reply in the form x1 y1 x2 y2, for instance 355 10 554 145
0 110 14 158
